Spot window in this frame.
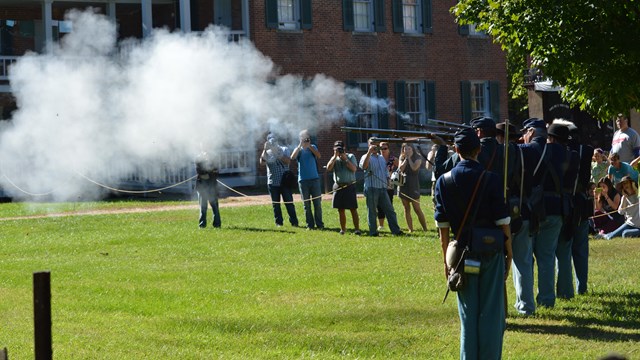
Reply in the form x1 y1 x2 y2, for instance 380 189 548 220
392 0 432 34
345 80 389 147
353 81 377 146
265 0 312 30
459 23 486 37
395 80 436 129
354 0 373 31
402 0 419 33
277 0 297 29
405 81 425 124
470 81 489 118
343 0 385 33
461 81 500 123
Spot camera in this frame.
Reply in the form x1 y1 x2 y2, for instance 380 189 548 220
304 138 311 143
336 147 344 154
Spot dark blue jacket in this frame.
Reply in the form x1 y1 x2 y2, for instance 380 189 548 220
434 159 509 247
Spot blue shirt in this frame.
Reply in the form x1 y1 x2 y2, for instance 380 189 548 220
296 145 319 181
608 161 639 184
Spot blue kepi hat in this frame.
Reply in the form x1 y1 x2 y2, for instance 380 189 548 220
454 128 481 153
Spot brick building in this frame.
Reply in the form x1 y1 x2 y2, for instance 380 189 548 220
0 0 507 192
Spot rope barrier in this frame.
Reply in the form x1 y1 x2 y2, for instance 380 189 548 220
0 173 56 197
75 171 197 194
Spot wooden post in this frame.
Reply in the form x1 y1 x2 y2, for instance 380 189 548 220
33 272 52 360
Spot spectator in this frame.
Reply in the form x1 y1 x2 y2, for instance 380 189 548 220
359 138 403 236
599 176 640 239
376 141 398 231
290 130 324 230
610 113 640 163
326 140 361 235
260 133 299 228
591 148 608 183
607 152 638 185
398 143 428 232
592 177 624 234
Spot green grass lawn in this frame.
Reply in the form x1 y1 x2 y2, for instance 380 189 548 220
1 197 639 359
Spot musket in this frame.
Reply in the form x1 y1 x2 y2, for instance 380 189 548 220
502 118 510 318
403 121 465 134
341 126 454 140
427 118 472 129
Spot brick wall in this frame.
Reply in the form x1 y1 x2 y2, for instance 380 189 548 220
250 0 508 164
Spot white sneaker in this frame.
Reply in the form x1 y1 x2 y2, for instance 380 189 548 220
377 225 384 231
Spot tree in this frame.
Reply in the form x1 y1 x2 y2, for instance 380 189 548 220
452 0 640 120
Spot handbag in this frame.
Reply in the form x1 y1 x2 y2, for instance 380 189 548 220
390 169 405 186
281 170 297 189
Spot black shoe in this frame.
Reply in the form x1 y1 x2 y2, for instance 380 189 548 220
369 232 379 237
393 231 405 236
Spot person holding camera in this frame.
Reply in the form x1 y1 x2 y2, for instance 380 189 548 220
376 142 398 230
260 133 299 228
326 140 361 235
398 143 428 233
359 137 403 236
290 129 324 230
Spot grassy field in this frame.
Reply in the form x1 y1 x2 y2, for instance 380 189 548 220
1 197 639 359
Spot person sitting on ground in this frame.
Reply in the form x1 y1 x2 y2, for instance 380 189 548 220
607 152 638 186
599 176 640 240
398 143 428 232
592 177 624 235
591 148 608 183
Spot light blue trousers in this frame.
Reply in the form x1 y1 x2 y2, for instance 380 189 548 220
511 220 535 315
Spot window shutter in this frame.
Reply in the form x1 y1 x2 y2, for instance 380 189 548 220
425 80 436 121
395 81 406 129
374 0 385 32
422 0 432 33
343 0 354 31
344 80 359 147
458 24 469 35
301 0 312 29
490 81 501 122
265 0 278 29
392 0 403 33
460 81 471 124
376 81 389 129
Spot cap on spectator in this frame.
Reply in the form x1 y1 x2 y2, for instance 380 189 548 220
470 116 496 130
454 128 481 153
333 140 344 148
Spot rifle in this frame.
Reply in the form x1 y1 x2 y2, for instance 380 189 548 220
340 126 455 144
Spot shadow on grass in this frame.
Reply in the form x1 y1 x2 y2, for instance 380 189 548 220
508 290 640 342
224 225 296 234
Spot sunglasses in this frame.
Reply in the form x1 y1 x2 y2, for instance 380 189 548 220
380 147 389 150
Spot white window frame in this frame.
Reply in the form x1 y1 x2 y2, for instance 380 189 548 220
405 81 426 124
402 0 421 34
354 80 379 147
470 81 490 118
353 0 374 32
277 0 299 30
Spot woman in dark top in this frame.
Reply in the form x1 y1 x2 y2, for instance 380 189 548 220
398 143 427 232
592 177 624 234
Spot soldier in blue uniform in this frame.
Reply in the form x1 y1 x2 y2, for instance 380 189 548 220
529 122 574 308
510 118 545 315
554 120 594 297
434 128 512 360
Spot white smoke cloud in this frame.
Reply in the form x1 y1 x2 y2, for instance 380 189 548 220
0 9 380 201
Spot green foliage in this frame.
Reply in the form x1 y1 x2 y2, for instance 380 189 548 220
452 0 640 120
0 199 639 359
